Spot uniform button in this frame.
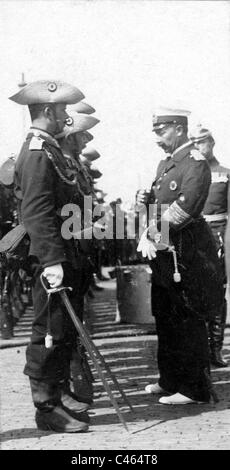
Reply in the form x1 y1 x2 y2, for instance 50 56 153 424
155 199 158 203
157 185 161 190
158 177 162 182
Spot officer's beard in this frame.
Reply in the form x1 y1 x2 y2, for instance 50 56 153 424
157 141 175 154
203 150 214 161
157 136 179 154
170 134 188 154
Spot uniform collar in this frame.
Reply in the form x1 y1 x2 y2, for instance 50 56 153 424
28 127 61 149
172 140 193 163
159 141 191 175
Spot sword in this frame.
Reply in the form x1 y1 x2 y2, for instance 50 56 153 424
40 275 133 432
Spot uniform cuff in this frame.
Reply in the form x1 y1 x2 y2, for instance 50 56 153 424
162 201 191 228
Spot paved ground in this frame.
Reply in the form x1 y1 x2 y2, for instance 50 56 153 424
1 279 230 450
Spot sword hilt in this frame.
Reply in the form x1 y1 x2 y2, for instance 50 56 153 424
40 275 72 349
40 273 72 295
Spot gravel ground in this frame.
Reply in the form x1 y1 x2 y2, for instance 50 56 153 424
1 333 230 451
1 281 230 452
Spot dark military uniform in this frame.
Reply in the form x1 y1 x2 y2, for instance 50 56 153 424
225 185 230 284
202 157 229 364
14 129 93 383
147 142 224 402
10 79 92 432
56 110 101 404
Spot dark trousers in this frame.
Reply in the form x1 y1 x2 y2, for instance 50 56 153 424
152 284 211 402
208 221 227 352
24 257 92 382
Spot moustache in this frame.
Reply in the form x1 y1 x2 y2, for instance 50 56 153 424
156 142 169 151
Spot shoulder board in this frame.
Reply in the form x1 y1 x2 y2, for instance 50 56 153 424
29 135 45 151
211 172 229 183
190 149 205 161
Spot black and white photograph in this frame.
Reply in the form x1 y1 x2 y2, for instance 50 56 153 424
0 0 230 457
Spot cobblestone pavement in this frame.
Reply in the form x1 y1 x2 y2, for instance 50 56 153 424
1 280 230 450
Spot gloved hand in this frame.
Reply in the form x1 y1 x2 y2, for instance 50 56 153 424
135 189 150 206
137 228 157 260
43 264 64 288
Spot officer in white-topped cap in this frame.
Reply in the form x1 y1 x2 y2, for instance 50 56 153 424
136 105 223 405
152 105 190 127
189 123 229 367
10 80 91 433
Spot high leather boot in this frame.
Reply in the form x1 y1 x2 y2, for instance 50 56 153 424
209 301 228 368
60 379 90 412
29 378 88 433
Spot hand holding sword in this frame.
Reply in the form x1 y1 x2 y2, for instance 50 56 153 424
40 274 134 432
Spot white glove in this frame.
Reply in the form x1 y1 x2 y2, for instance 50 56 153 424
43 264 64 288
137 228 157 260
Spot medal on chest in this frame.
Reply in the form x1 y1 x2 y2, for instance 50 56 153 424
169 180 177 191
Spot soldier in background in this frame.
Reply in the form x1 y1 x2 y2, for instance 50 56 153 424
56 109 102 403
81 148 108 282
0 159 23 339
0 156 18 238
189 125 229 368
225 191 230 298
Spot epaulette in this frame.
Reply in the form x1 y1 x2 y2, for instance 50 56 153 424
211 172 229 183
29 135 45 151
190 149 205 161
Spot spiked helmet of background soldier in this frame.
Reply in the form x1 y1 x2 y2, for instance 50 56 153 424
188 124 215 161
188 123 229 368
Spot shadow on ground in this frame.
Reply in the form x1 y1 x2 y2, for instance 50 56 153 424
1 285 230 443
